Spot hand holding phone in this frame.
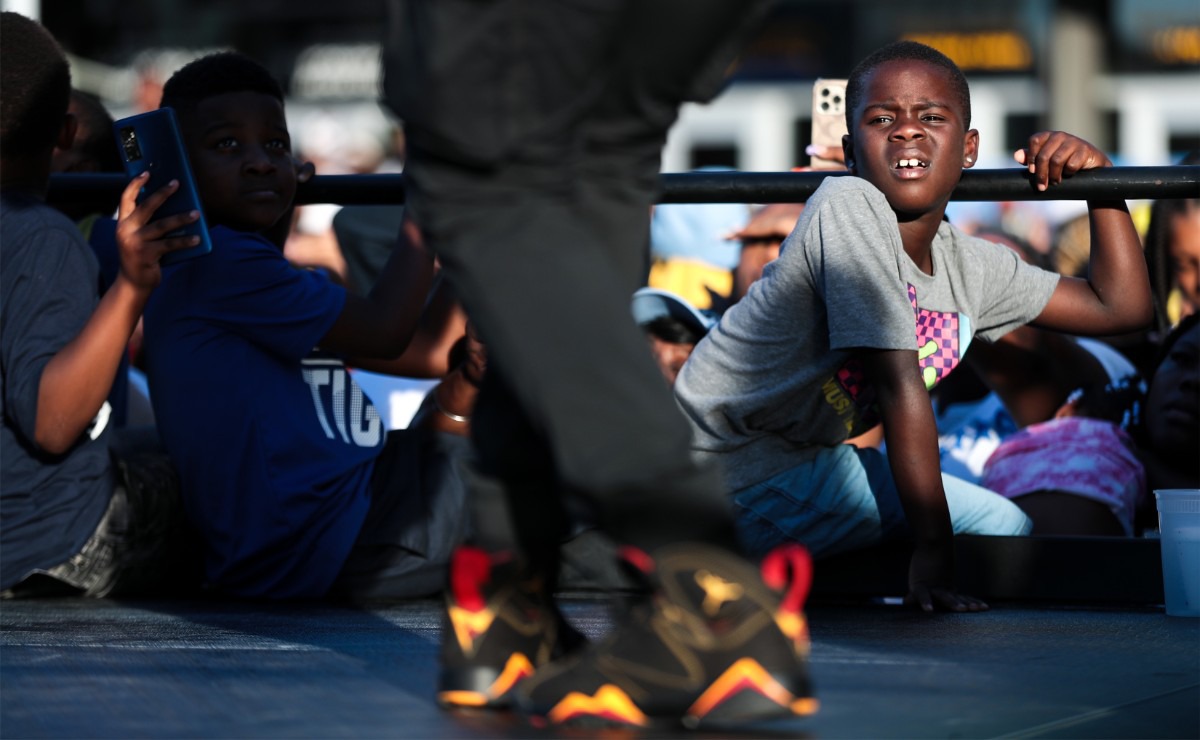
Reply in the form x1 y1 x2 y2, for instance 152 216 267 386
113 173 203 290
113 107 212 264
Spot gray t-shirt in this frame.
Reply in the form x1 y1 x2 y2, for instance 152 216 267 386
1 193 113 590
675 176 1060 490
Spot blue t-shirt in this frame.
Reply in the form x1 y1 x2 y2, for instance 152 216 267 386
143 226 383 598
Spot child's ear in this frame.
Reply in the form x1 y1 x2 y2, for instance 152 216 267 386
842 134 855 173
963 128 980 169
56 112 78 151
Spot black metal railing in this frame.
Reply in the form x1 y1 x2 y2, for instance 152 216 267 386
47 165 1200 206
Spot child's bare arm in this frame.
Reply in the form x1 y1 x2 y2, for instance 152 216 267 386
1016 132 1153 336
863 348 989 613
318 217 437 362
349 271 468 379
35 174 199 453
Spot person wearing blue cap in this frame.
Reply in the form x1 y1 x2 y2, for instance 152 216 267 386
632 287 718 386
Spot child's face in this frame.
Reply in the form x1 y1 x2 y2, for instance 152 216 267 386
1168 207 1200 315
844 59 978 220
1146 322 1199 460
183 91 296 233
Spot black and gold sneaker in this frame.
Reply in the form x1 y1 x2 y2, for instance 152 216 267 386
437 545 585 710
515 542 817 729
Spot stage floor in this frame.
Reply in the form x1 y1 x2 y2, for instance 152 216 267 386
2 595 1197 738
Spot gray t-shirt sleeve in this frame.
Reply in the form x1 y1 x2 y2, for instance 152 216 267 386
948 230 1060 342
806 181 918 353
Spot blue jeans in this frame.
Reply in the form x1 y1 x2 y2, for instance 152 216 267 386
731 445 1032 559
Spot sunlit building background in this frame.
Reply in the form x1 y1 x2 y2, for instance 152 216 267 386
8 0 1198 172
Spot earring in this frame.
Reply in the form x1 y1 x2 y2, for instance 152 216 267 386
965 157 974 164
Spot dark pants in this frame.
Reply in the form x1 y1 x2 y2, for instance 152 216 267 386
4 427 202 599
333 425 472 602
384 0 770 561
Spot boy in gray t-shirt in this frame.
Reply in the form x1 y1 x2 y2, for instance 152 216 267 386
675 41 1152 613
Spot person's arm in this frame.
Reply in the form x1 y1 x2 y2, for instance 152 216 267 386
349 270 468 379
35 173 199 453
1017 132 1153 336
414 322 487 436
862 348 988 613
318 216 437 362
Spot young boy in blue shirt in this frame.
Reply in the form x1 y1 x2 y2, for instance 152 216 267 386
142 52 466 600
675 41 1153 613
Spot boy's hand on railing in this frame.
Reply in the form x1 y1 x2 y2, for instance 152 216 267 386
1014 131 1113 192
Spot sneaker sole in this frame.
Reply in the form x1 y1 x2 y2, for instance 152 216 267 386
437 653 537 710
524 658 817 729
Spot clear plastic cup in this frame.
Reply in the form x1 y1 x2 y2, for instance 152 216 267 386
1155 489 1200 617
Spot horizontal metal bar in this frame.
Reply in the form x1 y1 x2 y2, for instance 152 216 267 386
660 166 1200 203
47 166 1200 206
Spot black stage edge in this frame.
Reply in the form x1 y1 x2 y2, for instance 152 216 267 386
558 532 1166 607
811 535 1165 606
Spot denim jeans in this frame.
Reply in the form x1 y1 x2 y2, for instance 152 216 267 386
731 444 1032 559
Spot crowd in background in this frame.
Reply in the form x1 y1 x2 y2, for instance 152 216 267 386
4 10 1198 604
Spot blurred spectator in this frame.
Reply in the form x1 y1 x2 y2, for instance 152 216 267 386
1132 313 1200 531
647 199 748 311
283 112 399 283
932 229 1140 483
726 202 804 307
51 90 122 222
1051 211 1091 279
1143 152 1200 333
631 287 717 386
980 377 1146 536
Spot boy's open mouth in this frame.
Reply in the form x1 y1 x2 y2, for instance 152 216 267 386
894 158 928 169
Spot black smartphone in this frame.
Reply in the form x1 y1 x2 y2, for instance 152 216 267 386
112 107 212 264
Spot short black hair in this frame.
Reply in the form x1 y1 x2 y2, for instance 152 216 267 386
0 12 71 158
845 40 972 131
160 51 284 120
643 315 706 346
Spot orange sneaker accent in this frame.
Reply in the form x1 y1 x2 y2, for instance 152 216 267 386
490 653 536 697
547 685 649 727
687 657 797 718
790 696 821 716
448 604 495 655
774 611 810 652
437 690 489 708
695 569 745 617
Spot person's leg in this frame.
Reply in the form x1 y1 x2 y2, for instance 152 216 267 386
333 427 472 601
389 1 813 726
396 0 750 553
941 473 1033 536
732 446 1031 560
732 445 910 559
33 437 202 599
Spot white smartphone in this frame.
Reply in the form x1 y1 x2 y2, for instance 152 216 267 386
809 78 848 170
